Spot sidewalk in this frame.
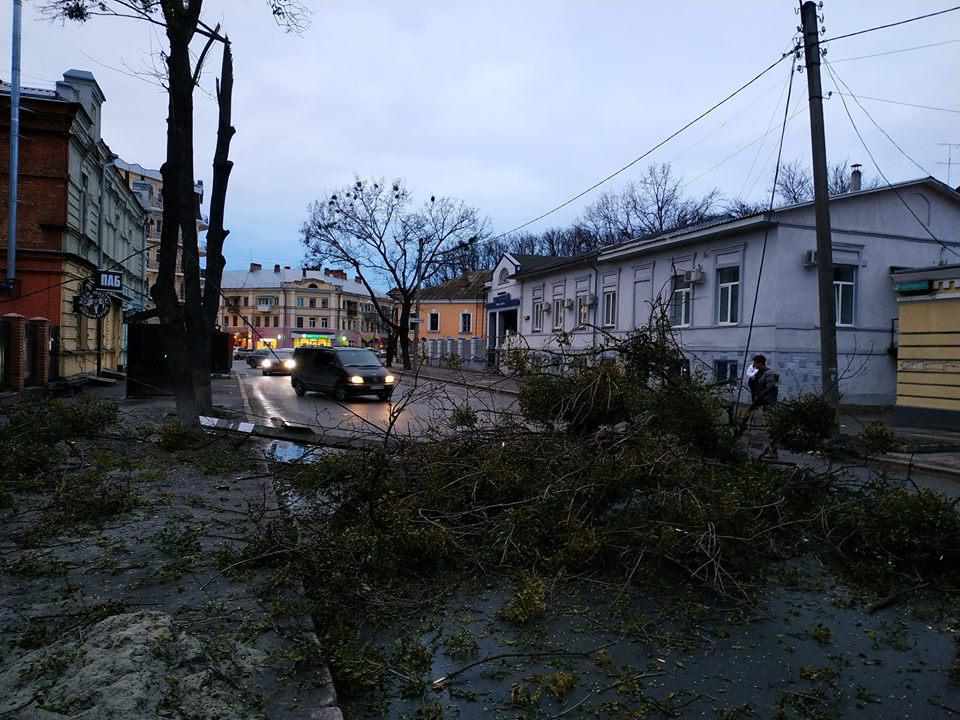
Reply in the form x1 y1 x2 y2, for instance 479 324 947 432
395 364 521 395
0 376 342 720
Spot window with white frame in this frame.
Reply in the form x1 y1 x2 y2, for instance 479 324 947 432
602 289 617 327
428 311 440 332
309 317 317 329
833 266 856 326
296 297 304 308
717 266 740 325
321 317 329 328
460 312 472 334
670 276 692 327
498 268 510 285
532 301 545 332
256 296 275 306
552 298 564 330
576 294 590 327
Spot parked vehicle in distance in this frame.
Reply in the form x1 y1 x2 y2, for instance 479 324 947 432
234 348 252 361
245 350 269 368
291 347 396 401
261 348 296 376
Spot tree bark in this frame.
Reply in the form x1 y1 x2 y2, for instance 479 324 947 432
196 39 236 412
154 10 201 425
398 304 412 370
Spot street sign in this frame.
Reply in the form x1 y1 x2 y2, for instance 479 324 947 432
486 292 520 310
97 270 123 291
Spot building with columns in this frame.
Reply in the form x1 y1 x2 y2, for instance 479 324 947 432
220 263 392 350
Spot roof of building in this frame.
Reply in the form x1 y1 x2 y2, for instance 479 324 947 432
0 80 64 102
221 267 390 300
417 271 491 301
602 176 960 261
511 252 598 279
892 263 960 280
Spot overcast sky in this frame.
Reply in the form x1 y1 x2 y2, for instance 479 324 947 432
5 1 959 270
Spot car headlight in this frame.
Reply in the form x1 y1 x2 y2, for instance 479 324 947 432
350 375 364 385
384 375 395 384
283 359 296 369
261 359 273 368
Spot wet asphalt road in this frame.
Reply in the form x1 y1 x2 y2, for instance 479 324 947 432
233 360 517 440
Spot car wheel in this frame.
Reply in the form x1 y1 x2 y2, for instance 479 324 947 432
333 386 348 402
377 390 393 402
293 380 306 397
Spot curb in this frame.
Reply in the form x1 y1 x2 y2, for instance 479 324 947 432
867 454 960 480
396 369 521 396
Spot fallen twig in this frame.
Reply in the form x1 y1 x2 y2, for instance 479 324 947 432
432 640 619 689
867 581 929 614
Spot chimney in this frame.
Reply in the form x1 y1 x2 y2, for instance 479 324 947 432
249 262 262 273
335 269 348 280
274 264 281 273
851 163 862 192
284 266 291 270
354 276 363 284
302 267 307 278
323 269 332 277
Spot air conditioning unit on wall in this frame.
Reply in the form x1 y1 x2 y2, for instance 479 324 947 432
803 249 817 267
683 269 705 284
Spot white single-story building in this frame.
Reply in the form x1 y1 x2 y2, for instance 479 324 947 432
487 177 960 406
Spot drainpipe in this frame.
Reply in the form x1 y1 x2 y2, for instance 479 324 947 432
592 253 599 354
6 0 22 286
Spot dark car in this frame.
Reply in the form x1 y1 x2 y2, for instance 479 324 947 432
245 350 268 368
260 348 296 376
291 347 396 401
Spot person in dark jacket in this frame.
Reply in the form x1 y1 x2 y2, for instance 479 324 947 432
748 354 778 408
747 354 779 457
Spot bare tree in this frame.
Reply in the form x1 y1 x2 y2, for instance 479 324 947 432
774 160 815 205
301 179 485 369
42 0 306 424
582 163 718 242
775 159 872 205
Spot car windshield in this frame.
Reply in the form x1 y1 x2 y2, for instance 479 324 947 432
337 349 381 367
269 349 293 358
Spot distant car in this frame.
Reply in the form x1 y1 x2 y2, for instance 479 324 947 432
245 350 269 368
261 348 296 376
291 346 396 401
234 348 252 360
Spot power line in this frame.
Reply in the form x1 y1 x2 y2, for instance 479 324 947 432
489 48 797 241
736 59 796 414
821 5 960 45
833 92 960 115
823 59 960 261
825 71 933 178
829 38 960 63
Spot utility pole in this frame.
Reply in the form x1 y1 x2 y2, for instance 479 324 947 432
6 0 23 288
937 143 960 187
801 0 839 408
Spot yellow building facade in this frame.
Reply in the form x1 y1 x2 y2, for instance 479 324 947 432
893 264 960 428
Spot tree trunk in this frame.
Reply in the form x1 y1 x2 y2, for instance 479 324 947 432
384 327 396 367
197 40 236 412
154 5 203 425
398 303 412 370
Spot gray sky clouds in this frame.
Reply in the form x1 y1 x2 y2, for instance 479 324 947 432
5 1 960 269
